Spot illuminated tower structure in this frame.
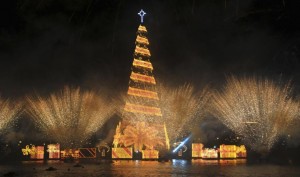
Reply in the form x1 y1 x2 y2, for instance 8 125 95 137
113 10 170 153
124 22 161 123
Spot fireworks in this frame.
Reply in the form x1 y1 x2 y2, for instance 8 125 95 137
0 97 22 133
26 86 115 148
159 84 211 142
211 77 299 154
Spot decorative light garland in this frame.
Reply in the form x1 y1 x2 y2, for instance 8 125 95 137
138 25 147 33
130 72 156 84
133 59 153 70
124 102 162 116
128 87 159 100
135 46 151 56
136 35 149 45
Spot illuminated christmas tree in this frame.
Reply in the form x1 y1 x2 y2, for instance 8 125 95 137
113 10 170 152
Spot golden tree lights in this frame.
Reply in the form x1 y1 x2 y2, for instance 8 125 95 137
122 96 164 123
113 21 169 152
136 36 149 45
138 25 147 32
130 72 156 84
135 46 151 57
128 87 158 100
133 59 153 70
164 123 170 150
113 122 123 148
124 103 162 116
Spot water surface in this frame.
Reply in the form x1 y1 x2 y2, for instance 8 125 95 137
1 159 299 177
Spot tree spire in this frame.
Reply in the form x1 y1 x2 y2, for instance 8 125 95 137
138 9 146 23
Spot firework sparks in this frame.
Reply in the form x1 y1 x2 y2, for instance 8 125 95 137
211 77 299 154
159 84 211 142
0 97 22 134
26 87 115 148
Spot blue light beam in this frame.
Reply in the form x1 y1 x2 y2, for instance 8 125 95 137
172 134 192 153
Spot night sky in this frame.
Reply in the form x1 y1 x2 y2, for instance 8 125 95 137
1 0 300 99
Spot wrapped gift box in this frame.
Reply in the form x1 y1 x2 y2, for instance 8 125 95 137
236 145 247 158
192 143 204 158
202 148 218 158
30 146 44 160
47 144 60 159
142 150 159 159
61 149 79 159
112 147 133 159
220 145 237 158
78 148 96 158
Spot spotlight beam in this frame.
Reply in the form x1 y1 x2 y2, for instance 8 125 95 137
172 134 192 153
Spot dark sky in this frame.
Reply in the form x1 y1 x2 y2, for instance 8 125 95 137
1 0 300 98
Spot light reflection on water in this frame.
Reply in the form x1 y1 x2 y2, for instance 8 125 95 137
0 159 300 177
